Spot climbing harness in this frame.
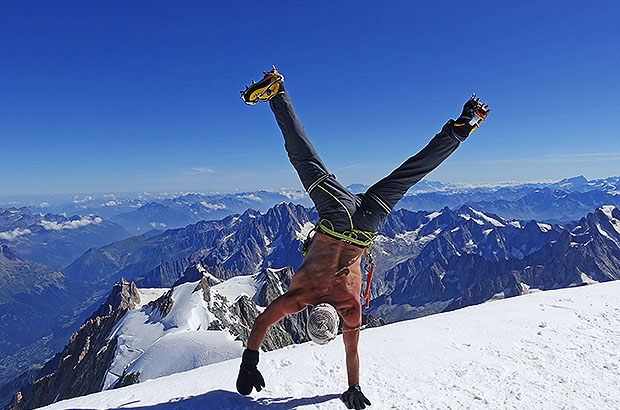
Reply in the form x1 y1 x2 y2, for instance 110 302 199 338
300 173 392 309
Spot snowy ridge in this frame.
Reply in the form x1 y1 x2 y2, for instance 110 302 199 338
211 272 264 306
41 282 620 410
103 281 244 389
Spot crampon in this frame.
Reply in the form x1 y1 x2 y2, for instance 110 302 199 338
240 66 284 105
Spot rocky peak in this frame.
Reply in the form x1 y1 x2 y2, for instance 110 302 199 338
192 276 211 304
172 260 229 288
255 267 295 306
11 278 138 410
146 289 174 318
89 278 140 320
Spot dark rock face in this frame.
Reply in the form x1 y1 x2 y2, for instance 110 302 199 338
112 371 140 389
88 278 140 319
135 257 192 288
256 267 295 307
0 365 41 410
207 267 311 351
12 280 140 410
146 289 174 318
193 277 211 304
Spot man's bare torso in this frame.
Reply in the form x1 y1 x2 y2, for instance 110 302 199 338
289 232 365 326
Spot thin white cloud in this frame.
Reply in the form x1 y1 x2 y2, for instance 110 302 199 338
40 216 103 231
189 167 216 174
336 163 366 171
0 228 31 240
279 189 308 200
241 194 262 201
548 152 620 158
200 201 226 210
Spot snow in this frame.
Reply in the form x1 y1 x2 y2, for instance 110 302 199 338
136 288 169 309
595 222 620 248
470 208 505 227
601 205 616 219
395 230 436 246
295 221 315 241
426 211 441 220
536 222 552 232
41 281 620 410
103 281 243 389
601 205 620 235
211 273 262 304
509 220 522 228
459 213 485 225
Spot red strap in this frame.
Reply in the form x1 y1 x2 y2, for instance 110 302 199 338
363 263 374 308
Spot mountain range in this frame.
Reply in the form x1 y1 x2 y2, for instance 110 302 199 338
1 176 620 407
0 208 130 270
2 176 618 235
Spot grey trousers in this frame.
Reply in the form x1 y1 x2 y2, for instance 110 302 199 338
269 91 460 235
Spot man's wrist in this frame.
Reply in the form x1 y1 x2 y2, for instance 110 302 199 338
349 384 362 392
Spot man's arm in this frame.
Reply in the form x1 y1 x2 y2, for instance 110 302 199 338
238 289 307 396
341 308 372 409
343 327 360 386
247 289 306 350
341 305 362 387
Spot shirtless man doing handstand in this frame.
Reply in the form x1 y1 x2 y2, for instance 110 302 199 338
236 68 490 409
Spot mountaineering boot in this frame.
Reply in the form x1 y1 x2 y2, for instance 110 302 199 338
451 94 491 141
240 66 284 105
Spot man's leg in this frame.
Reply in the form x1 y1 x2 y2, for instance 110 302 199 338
356 95 490 230
352 121 460 232
269 91 356 232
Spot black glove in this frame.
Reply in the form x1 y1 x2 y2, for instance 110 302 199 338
341 384 371 409
236 349 265 395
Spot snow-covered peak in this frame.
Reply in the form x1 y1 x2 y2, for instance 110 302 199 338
103 280 244 390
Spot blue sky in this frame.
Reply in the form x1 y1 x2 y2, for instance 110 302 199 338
1 1 618 195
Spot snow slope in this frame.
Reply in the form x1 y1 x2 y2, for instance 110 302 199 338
41 282 620 409
103 281 244 389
